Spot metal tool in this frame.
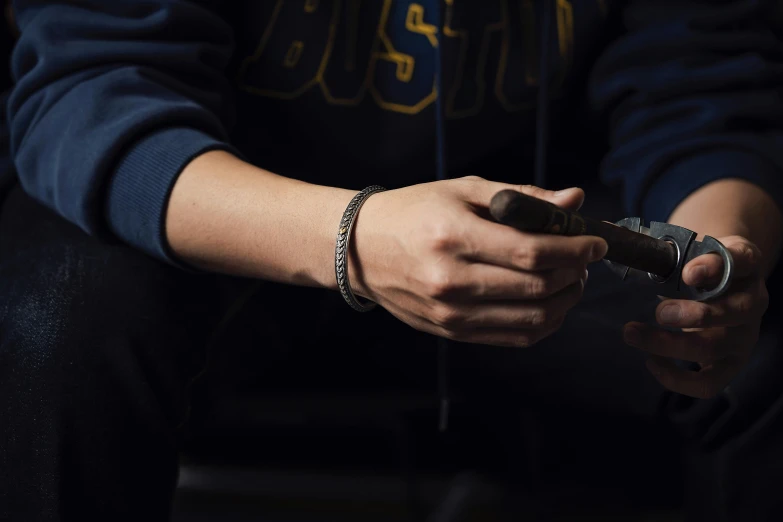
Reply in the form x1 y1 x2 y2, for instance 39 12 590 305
488 190 734 302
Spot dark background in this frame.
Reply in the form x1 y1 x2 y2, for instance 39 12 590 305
1 2 12 91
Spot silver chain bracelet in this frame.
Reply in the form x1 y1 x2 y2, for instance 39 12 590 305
335 185 387 312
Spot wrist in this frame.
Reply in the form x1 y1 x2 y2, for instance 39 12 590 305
336 187 386 303
346 203 376 302
312 186 359 290
167 151 364 286
667 179 782 277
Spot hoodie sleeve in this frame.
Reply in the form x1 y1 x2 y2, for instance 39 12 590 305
8 0 239 265
589 0 783 224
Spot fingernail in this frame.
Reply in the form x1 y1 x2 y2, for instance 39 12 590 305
659 304 682 325
555 187 576 196
690 265 708 284
624 326 641 345
589 242 609 262
583 269 589 283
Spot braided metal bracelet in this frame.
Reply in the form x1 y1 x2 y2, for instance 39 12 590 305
335 185 387 312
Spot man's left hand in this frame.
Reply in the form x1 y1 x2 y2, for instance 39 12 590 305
623 236 770 399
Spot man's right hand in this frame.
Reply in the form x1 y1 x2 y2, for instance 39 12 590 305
351 176 609 348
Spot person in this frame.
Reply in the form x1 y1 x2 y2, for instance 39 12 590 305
1 0 782 520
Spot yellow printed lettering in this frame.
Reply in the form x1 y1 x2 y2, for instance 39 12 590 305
237 0 339 100
495 0 574 112
320 0 387 106
370 1 438 115
406 3 439 48
495 0 538 111
441 0 504 119
283 41 305 68
305 0 319 13
555 0 574 89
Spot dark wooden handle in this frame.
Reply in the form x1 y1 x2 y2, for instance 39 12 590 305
489 190 678 278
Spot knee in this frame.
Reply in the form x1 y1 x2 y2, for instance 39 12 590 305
0 239 209 384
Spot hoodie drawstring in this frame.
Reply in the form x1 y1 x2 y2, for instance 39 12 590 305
535 0 553 189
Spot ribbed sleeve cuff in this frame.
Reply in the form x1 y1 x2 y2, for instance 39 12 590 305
106 127 238 267
642 150 783 224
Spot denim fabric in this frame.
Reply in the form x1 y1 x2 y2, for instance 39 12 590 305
0 184 221 521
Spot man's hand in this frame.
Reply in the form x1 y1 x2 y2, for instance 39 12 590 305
352 176 608 348
623 236 770 399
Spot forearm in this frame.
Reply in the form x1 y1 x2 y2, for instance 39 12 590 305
667 178 783 278
165 150 356 290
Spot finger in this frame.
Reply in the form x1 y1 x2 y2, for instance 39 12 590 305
623 323 753 363
449 263 587 301
682 236 762 287
518 185 585 212
451 280 584 330
682 253 723 289
455 176 585 212
645 354 744 399
654 285 766 329
463 214 608 271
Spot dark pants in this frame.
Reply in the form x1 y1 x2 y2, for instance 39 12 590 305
1 183 782 521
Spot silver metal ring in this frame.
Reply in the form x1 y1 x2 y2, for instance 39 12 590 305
335 186 387 312
648 236 680 283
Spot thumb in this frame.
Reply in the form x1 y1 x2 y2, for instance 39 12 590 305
520 185 585 211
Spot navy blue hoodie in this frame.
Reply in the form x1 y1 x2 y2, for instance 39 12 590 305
0 3 13 196
5 0 783 266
